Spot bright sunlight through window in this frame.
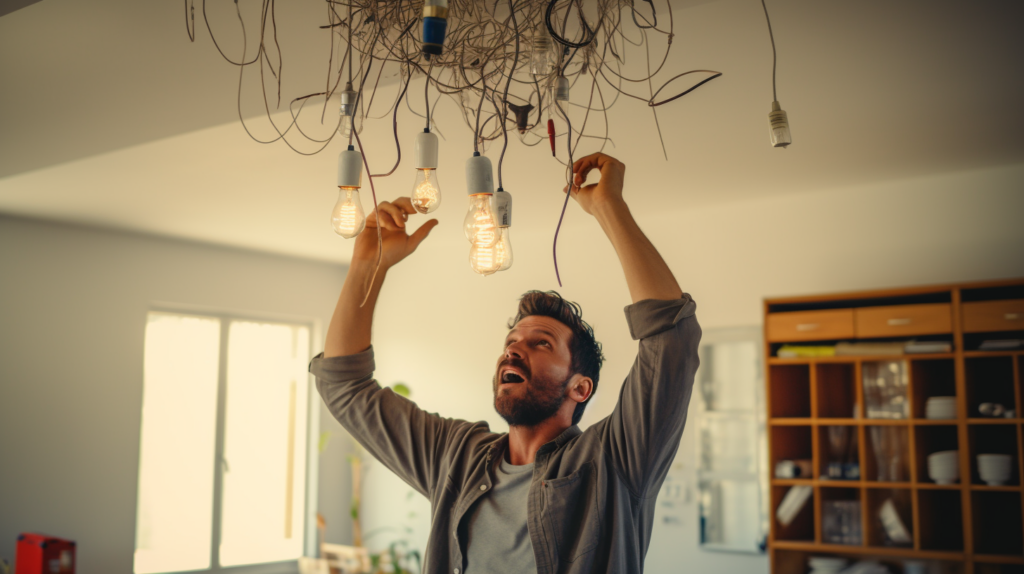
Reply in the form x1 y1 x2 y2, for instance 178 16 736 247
135 312 311 574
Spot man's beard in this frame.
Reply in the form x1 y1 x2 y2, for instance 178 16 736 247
493 359 572 427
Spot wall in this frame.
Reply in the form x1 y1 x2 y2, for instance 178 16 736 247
0 216 351 573
355 161 1024 573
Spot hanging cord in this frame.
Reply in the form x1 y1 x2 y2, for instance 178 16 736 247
353 127 383 308
551 101 573 288
185 0 195 41
761 0 777 101
497 0 520 190
472 67 488 152
424 60 434 130
370 67 411 177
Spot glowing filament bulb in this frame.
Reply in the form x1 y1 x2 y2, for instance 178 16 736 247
469 236 501 275
463 193 498 247
331 187 365 238
496 227 513 271
412 169 441 214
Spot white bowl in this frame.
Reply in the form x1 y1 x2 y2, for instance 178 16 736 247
978 454 1013 485
928 450 960 483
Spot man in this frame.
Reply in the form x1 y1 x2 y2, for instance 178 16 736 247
310 152 700 573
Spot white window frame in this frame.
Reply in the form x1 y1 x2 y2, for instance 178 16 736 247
694 326 769 555
138 305 322 574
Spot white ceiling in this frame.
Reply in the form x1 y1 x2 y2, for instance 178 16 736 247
1 0 1023 264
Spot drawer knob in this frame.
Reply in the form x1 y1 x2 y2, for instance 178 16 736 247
1006 313 1021 321
887 318 911 326
796 323 819 332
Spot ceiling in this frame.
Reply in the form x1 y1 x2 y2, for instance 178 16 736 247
1 0 1023 264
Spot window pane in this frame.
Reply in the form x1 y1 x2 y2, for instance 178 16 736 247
220 321 309 567
135 313 220 574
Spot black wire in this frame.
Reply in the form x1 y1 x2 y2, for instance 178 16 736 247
545 0 595 49
630 0 657 30
551 101 574 288
371 67 410 177
424 60 433 130
761 0 777 101
497 0 520 190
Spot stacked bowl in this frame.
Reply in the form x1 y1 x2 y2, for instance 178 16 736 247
978 454 1014 486
925 396 957 420
927 450 960 484
808 557 847 574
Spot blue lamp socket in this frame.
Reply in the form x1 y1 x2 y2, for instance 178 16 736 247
421 17 447 56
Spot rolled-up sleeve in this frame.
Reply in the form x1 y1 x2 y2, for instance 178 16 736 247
310 346 478 497
603 295 701 498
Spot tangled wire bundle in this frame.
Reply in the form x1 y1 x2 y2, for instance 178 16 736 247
185 0 722 284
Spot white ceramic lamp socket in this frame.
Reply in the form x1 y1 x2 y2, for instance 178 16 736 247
769 100 792 148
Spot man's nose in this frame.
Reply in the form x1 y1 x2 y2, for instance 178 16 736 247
505 341 525 359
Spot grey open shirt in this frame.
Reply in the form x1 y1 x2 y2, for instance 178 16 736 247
309 296 700 574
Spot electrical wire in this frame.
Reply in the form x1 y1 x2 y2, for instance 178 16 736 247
761 0 778 101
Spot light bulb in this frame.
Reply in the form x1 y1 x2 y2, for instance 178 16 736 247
469 235 501 275
332 187 365 238
530 25 556 75
338 115 354 140
496 227 513 271
411 169 441 214
338 82 357 139
463 194 498 247
769 100 792 148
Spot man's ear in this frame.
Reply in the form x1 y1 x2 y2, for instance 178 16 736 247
569 375 593 404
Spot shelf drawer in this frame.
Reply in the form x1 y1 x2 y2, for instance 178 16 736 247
855 303 952 338
766 309 854 342
962 299 1024 333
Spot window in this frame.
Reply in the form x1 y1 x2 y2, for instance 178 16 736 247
695 327 769 554
135 311 313 574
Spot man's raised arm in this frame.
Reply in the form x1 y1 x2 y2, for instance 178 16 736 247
324 197 436 358
566 153 683 304
313 199 477 498
568 153 700 498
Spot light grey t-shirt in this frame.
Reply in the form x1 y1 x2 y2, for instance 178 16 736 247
464 454 536 573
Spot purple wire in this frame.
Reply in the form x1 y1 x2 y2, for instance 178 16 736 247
552 102 574 288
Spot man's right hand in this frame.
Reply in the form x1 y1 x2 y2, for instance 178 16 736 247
352 197 438 269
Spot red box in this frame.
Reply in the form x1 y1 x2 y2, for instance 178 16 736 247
15 534 75 574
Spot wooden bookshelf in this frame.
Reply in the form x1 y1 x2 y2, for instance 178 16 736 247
764 278 1024 574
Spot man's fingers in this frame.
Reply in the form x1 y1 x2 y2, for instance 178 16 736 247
378 202 407 229
392 197 417 215
407 219 439 251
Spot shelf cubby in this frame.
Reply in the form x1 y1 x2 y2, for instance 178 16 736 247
772 485 816 542
818 425 860 481
771 425 813 477
914 424 960 485
864 425 911 483
968 424 1019 486
911 358 958 419
817 362 858 419
820 486 863 546
770 364 812 418
865 487 913 548
918 489 964 551
965 356 1017 419
971 491 1023 556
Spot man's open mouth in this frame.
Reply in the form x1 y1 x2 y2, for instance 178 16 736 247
500 369 526 384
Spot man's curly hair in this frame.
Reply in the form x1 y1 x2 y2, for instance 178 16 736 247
508 291 605 425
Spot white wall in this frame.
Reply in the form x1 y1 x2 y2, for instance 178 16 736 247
0 216 351 573
356 162 1024 573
